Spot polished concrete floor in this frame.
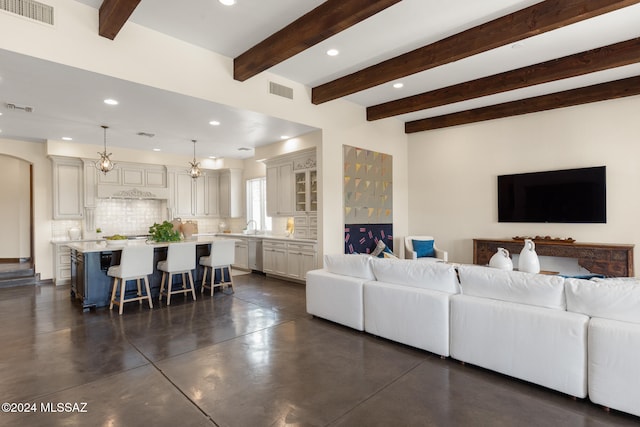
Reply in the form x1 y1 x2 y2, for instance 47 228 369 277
0 273 638 427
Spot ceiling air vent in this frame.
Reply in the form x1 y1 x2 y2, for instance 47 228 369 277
0 0 54 25
269 81 293 100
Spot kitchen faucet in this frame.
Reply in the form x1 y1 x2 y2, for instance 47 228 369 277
245 220 258 234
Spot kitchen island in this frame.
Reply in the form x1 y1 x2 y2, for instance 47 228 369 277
67 237 233 311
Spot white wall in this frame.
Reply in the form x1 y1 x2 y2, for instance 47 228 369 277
0 139 52 276
0 155 31 258
0 0 409 275
407 95 640 272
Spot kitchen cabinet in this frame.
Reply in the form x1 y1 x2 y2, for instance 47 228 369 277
52 243 72 285
266 162 294 216
51 156 84 219
294 169 317 213
286 242 317 280
233 238 249 270
263 239 316 282
263 240 288 276
219 169 243 218
174 171 218 218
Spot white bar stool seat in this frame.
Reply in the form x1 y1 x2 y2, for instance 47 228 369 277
200 239 236 296
157 242 197 305
107 245 154 315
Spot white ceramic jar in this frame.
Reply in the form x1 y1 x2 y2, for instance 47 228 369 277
518 239 541 273
489 247 513 271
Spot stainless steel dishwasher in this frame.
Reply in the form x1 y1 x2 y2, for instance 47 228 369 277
248 238 263 272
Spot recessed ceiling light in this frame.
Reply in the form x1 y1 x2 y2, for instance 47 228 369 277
280 135 289 140
393 82 404 89
62 137 73 141
104 98 119 105
209 120 221 126
219 0 236 5
326 49 339 57
152 148 161 152
208 156 217 159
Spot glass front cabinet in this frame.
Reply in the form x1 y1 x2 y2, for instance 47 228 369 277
295 169 317 213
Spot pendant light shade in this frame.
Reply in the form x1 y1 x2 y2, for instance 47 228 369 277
188 139 202 179
95 125 115 174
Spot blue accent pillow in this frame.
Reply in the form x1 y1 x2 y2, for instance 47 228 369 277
412 239 435 258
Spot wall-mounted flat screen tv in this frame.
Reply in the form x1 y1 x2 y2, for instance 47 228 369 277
498 166 606 223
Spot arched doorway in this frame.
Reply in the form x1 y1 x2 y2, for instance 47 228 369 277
0 154 35 285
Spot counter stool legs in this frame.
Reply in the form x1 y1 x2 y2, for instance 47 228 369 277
108 276 153 315
201 264 234 296
159 270 196 306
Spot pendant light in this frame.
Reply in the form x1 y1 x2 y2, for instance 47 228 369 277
95 125 115 174
188 139 202 179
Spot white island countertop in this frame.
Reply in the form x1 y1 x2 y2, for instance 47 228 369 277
195 232 317 244
66 236 236 253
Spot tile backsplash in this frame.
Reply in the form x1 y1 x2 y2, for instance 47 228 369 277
51 200 295 240
94 199 165 236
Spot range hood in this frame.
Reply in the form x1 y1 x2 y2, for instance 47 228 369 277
97 185 169 200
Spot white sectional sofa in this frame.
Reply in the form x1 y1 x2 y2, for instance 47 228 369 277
452 265 589 398
306 254 640 417
565 277 640 417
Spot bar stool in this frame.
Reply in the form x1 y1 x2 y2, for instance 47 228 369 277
158 242 197 305
107 245 154 315
200 239 236 296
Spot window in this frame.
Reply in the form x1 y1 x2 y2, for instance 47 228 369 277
246 177 271 231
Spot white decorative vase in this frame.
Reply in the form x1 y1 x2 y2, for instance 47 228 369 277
518 239 540 273
489 247 513 271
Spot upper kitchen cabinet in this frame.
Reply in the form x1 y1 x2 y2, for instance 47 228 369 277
295 169 317 213
172 170 219 218
266 162 293 217
51 156 83 219
219 169 243 218
266 149 316 217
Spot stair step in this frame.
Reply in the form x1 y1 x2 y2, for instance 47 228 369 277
0 268 35 280
0 276 37 288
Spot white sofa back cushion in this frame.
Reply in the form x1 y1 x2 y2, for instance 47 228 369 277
371 258 459 294
565 278 640 324
324 254 375 280
457 265 566 310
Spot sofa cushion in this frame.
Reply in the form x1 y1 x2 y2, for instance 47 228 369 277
412 239 435 258
324 254 375 280
565 278 640 324
457 264 566 310
371 258 459 294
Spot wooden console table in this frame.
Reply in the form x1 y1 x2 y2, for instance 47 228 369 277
473 239 634 277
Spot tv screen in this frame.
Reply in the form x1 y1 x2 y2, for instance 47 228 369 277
498 166 606 223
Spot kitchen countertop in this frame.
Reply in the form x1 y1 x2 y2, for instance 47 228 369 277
196 232 317 244
66 236 236 253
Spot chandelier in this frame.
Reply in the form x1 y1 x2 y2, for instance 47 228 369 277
95 125 115 174
188 139 202 179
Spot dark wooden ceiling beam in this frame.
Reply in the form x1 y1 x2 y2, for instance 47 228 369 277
233 0 401 82
99 0 142 40
404 75 640 133
368 37 640 120
312 0 640 104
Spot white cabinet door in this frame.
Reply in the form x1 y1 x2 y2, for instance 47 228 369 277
219 169 243 218
233 239 249 270
263 241 287 275
175 173 194 217
266 162 294 216
83 160 97 208
286 242 317 280
52 157 84 219
207 172 220 217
